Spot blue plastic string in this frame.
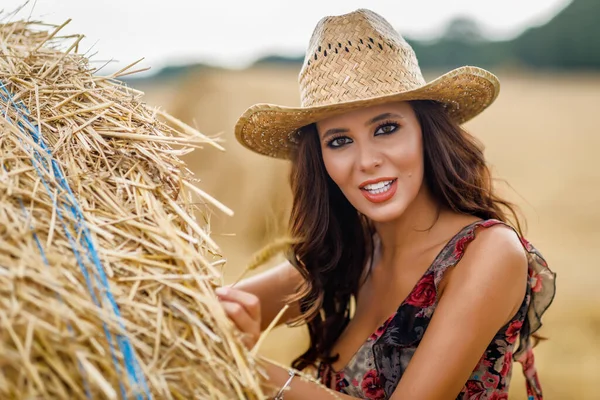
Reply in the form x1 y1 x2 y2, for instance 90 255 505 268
14 196 93 399
1 81 151 399
1 83 148 399
4 154 92 397
1 93 126 399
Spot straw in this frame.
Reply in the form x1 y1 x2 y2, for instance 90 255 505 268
0 19 265 399
231 237 298 286
234 9 500 159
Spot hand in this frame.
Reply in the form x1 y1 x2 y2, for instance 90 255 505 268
215 286 261 350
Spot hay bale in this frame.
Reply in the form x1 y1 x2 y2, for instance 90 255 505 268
0 19 264 399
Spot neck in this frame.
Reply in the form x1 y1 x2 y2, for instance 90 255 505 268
373 184 445 263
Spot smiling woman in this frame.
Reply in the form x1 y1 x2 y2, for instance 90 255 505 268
225 8 556 400
317 103 424 221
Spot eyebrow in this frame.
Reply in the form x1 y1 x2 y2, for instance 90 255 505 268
321 112 404 140
367 112 404 126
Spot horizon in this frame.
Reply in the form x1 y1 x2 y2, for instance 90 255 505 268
2 0 571 76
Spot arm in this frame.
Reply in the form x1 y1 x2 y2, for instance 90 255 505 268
227 260 304 331
260 361 355 400
389 225 528 399
218 225 527 399
217 287 360 399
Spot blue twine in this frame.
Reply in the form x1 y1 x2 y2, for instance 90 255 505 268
5 153 92 397
14 196 93 399
1 81 151 399
1 83 149 399
1 90 127 399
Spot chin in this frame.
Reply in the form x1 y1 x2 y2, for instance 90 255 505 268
358 200 408 223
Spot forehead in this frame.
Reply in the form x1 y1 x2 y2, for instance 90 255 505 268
316 101 413 129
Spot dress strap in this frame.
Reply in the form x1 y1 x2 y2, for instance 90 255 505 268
517 346 544 400
430 219 555 399
428 219 497 285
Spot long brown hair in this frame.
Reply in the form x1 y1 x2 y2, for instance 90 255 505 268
286 100 523 371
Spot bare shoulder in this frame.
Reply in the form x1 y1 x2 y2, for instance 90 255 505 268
462 223 528 274
442 222 529 321
394 223 531 398
442 215 528 278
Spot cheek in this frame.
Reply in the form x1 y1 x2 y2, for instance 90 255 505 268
322 151 352 187
389 132 424 178
402 151 424 181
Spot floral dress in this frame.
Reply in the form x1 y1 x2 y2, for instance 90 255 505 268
317 219 556 399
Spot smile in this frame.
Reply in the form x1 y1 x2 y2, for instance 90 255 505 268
360 178 398 203
363 179 394 194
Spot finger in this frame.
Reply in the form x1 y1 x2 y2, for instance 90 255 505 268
220 300 260 339
215 287 261 321
239 333 258 350
216 287 260 320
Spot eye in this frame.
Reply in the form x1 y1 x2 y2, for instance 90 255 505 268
375 122 399 135
327 136 353 148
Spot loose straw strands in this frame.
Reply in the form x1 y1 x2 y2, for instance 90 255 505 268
0 19 260 399
231 237 299 286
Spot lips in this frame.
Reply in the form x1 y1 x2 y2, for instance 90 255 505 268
360 178 398 203
359 177 397 190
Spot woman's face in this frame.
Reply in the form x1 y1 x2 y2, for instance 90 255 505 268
316 101 425 223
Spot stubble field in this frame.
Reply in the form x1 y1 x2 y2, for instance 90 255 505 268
137 65 600 399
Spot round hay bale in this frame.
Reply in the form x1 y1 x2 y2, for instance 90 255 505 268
0 19 263 399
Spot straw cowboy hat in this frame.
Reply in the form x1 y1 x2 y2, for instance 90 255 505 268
234 8 500 160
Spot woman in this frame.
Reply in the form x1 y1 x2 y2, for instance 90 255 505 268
216 9 556 400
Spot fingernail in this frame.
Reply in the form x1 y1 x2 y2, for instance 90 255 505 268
215 287 228 296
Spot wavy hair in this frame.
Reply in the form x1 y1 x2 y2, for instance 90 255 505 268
285 100 523 371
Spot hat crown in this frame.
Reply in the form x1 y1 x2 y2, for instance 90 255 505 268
299 9 426 107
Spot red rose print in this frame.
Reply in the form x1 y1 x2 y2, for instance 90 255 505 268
517 348 535 373
475 351 493 368
488 392 509 400
405 273 437 308
530 273 543 293
501 352 513 376
369 315 394 341
453 235 472 259
480 220 499 228
506 320 523 344
463 380 486 400
481 358 493 368
334 371 348 392
335 379 347 391
519 236 532 251
361 369 385 399
481 370 500 389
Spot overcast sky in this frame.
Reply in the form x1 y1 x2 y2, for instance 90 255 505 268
2 0 570 74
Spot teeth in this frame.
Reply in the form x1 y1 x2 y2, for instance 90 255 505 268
363 180 392 191
363 180 393 194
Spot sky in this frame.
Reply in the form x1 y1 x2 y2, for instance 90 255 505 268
2 0 570 74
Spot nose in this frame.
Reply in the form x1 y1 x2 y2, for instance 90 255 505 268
357 141 382 172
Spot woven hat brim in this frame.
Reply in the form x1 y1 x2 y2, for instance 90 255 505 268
235 66 499 160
